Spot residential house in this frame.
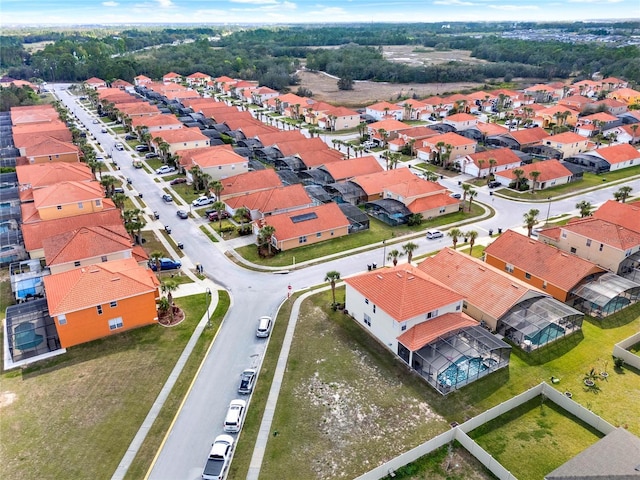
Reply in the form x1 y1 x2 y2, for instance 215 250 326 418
152 128 210 156
12 121 72 146
318 106 361 132
494 159 573 190
535 105 580 129
317 156 384 183
608 124 640 145
600 77 628 90
251 86 279 105
18 137 81 165
219 169 283 200
163 72 183 84
367 119 411 146
608 87 640 106
10 104 59 125
387 179 460 220
43 258 160 349
214 75 236 92
134 75 153 87
30 181 107 222
16 162 93 203
572 79 602 98
443 113 478 131
592 98 628 116
115 101 161 120
365 101 404 121
350 168 418 202
396 98 428 120
417 132 477 164
523 84 557 103
460 148 523 178
541 132 589 158
296 149 343 170
576 111 619 136
502 126 549 150
131 114 183 135
591 143 640 171
180 145 249 180
186 72 212 87
225 184 313 220
558 95 593 113
254 202 350 251
84 77 107 89
593 200 640 234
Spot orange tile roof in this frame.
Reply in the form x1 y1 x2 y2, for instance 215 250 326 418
297 149 343 168
496 159 572 182
238 123 278 138
386 177 446 198
581 112 618 123
320 156 383 181
163 72 181 79
215 75 235 83
484 230 605 291
538 105 580 116
542 131 587 144
153 128 209 144
12 121 72 144
43 258 159 316
276 137 329 157
408 192 460 213
328 106 359 117
22 209 124 251
351 168 417 196
593 200 640 233
187 72 211 79
33 181 104 209
190 146 247 168
468 148 522 167
131 114 183 129
24 137 80 157
221 113 260 131
446 113 477 122
43 226 134 266
419 248 545 319
593 143 640 165
256 130 305 146
86 77 106 85
560 218 640 250
507 127 549 145
225 184 312 214
423 132 476 147
368 119 411 132
116 103 160 115
397 312 478 351
399 125 439 139
261 202 350 242
11 105 59 125
345 264 464 322
367 101 402 112
17 162 92 189
219 170 283 198
476 122 509 136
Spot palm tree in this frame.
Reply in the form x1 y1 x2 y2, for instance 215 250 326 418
212 201 226 230
235 206 250 230
150 251 163 272
529 171 541 193
402 241 418 264
466 230 479 255
477 159 486 178
112 193 127 214
461 183 473 204
488 158 497 177
387 249 402 266
209 180 224 200
161 279 179 321
576 200 593 218
614 186 632 203
100 175 117 197
325 271 341 306
259 225 276 255
467 188 478 212
523 208 540 237
512 168 525 190
378 128 389 148
448 228 463 249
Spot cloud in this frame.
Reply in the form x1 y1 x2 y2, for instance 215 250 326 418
102 1 119 6
433 0 476 5
156 0 174 7
487 4 539 11
309 7 348 16
567 0 623 3
229 0 278 4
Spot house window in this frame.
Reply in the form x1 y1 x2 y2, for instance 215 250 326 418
525 272 531 279
373 305 376 313
78 202 84 209
316 232 322 238
463 301 468 309
456 304 461 311
218 166 222 169
109 317 124 330
505 263 514 273
95 199 102 207
330 231 334 236
101 256 108 262
58 315 67 325
57 205 62 210
599 243 604 251
110 301 118 308
426 310 438 319
570 247 577 254
543 281 548 289
74 261 81 267
401 324 407 331
586 239 591 247
439 207 446 213
561 231 567 238
365 298 369 305
299 236 307 244
363 314 371 327
96 305 103 315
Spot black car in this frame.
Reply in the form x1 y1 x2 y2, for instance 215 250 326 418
125 134 137 140
145 152 159 159
488 181 501 189
238 369 257 394
135 145 150 152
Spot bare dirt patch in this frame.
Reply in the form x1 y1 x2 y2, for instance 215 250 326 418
382 45 489 67
0 391 17 408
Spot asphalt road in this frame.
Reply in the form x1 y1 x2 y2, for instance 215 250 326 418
52 85 639 479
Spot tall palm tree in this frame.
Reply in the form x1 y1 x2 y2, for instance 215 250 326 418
259 225 276 255
529 171 541 193
235 206 250 230
488 158 497 176
448 228 463 249
324 271 341 306
512 168 525 190
112 193 127 214
387 249 402 266
402 241 418 264
150 251 163 272
576 200 593 218
523 208 540 237
461 183 473 204
100 175 117 197
466 230 479 255
614 186 632 203
209 180 224 200
477 159 486 178
467 188 478 212
212 201 226 230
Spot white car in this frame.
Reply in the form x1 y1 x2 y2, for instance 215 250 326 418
426 229 444 239
202 434 234 480
192 195 215 207
156 165 176 175
256 316 273 338
223 399 247 433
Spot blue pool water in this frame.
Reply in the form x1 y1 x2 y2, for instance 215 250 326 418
437 356 488 388
526 323 565 346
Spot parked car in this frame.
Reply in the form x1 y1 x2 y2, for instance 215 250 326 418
176 210 188 219
207 211 230 221
149 258 182 271
202 435 234 480
170 177 187 185
450 193 462 199
192 195 215 207
145 152 159 159
101 128 108 133
114 142 125 151
125 134 137 140
113 187 125 194
256 316 273 338
223 399 247 433
426 229 444 239
135 145 150 152
162 194 173 203
92 119 99 124
96 155 105 162
238 369 257 394
156 165 176 175
488 181 501 189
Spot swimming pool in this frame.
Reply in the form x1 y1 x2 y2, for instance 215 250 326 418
526 323 565 346
437 356 488 388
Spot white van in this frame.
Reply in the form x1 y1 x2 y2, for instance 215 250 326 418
223 399 247 433
426 229 444 240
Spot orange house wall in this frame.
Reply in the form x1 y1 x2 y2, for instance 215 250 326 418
31 152 80 164
277 226 349 251
38 199 104 220
55 291 158 348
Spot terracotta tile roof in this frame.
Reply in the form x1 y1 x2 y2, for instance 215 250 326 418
397 312 478 351
442 93 468 103
386 177 446 198
239 123 277 138
187 72 211 79
131 114 183 129
581 112 618 123
538 105 580 116
593 200 640 233
33 181 104 209
189 146 247 168
468 148 522 168
24 137 80 157
222 113 260 131
476 122 509 136
163 72 181 79
446 113 477 122
260 202 350 242
408 192 460 213
153 128 209 144
43 258 159 316
560 218 640 250
367 101 401 112
254 86 278 95
86 77 105 85
276 137 329 157
225 184 312 214
422 96 444 106
269 92 306 106
12 121 72 144
559 95 592 107
345 264 464 322
22 209 124 251
466 90 494 101
220 169 283 199
592 143 640 165
396 98 427 108
43 226 134 266
399 125 439 139
297 149 343 168
329 106 360 117
423 132 476 147
199 105 239 119
368 119 411 132
17 162 92 188
256 130 305 146
215 75 235 83
351 168 417 196
484 230 605 291
496 159 572 182
11 105 59 125
320 156 383 181
116 103 160 115
524 84 556 93
542 131 587 144
418 248 545 319
507 127 549 145
112 79 133 88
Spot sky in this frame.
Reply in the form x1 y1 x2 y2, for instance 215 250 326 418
0 0 636 27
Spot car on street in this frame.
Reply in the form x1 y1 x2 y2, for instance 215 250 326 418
92 119 99 124
149 258 182 271
201 434 234 480
113 187 125 194
156 166 176 175
176 210 188 219
192 195 215 207
450 193 462 199
238 369 257 394
488 181 501 189
145 152 159 159
170 177 187 185
162 194 173 203
114 142 125 151
223 399 247 433
426 229 444 239
96 155 105 162
256 316 273 338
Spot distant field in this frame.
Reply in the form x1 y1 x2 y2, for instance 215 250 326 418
382 45 489 67
22 41 54 53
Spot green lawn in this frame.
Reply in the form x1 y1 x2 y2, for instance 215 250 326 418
0 292 228 480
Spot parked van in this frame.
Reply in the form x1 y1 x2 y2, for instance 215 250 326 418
223 399 247 433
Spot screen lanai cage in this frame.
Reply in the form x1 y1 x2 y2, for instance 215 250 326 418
498 296 583 351
407 326 511 395
570 273 640 319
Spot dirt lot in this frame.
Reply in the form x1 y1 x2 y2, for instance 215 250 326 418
296 47 486 108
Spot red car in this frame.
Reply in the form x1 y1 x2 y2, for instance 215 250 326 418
208 211 230 221
169 177 187 185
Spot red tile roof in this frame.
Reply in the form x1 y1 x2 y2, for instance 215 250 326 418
297 149 343 168
386 177 446 198
189 146 247 168
559 218 640 250
261 203 350 242
446 113 477 122
476 122 509 136
368 119 411 132
17 162 92 188
506 127 549 145
484 230 605 291
397 312 478 351
351 167 417 196
276 137 329 157
367 101 402 112
43 258 159 316
152 128 209 144
131 114 183 129
496 159 572 182
418 249 545 319
33 181 104 209
345 264 464 322
225 184 312 214
256 130 305 146
320 156 383 181
219 169 283 199
593 143 640 165
423 132 476 147
467 148 522 168
593 200 640 233
408 192 460 213
10 105 59 125
43 226 134 266
24 137 80 157
542 131 587 144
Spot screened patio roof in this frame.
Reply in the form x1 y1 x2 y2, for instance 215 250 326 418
571 273 640 308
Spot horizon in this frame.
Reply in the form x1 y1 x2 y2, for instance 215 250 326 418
1 0 637 28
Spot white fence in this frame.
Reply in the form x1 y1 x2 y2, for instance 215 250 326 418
354 382 616 480
613 331 640 371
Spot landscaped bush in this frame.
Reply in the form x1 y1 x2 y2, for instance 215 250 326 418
237 225 252 236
